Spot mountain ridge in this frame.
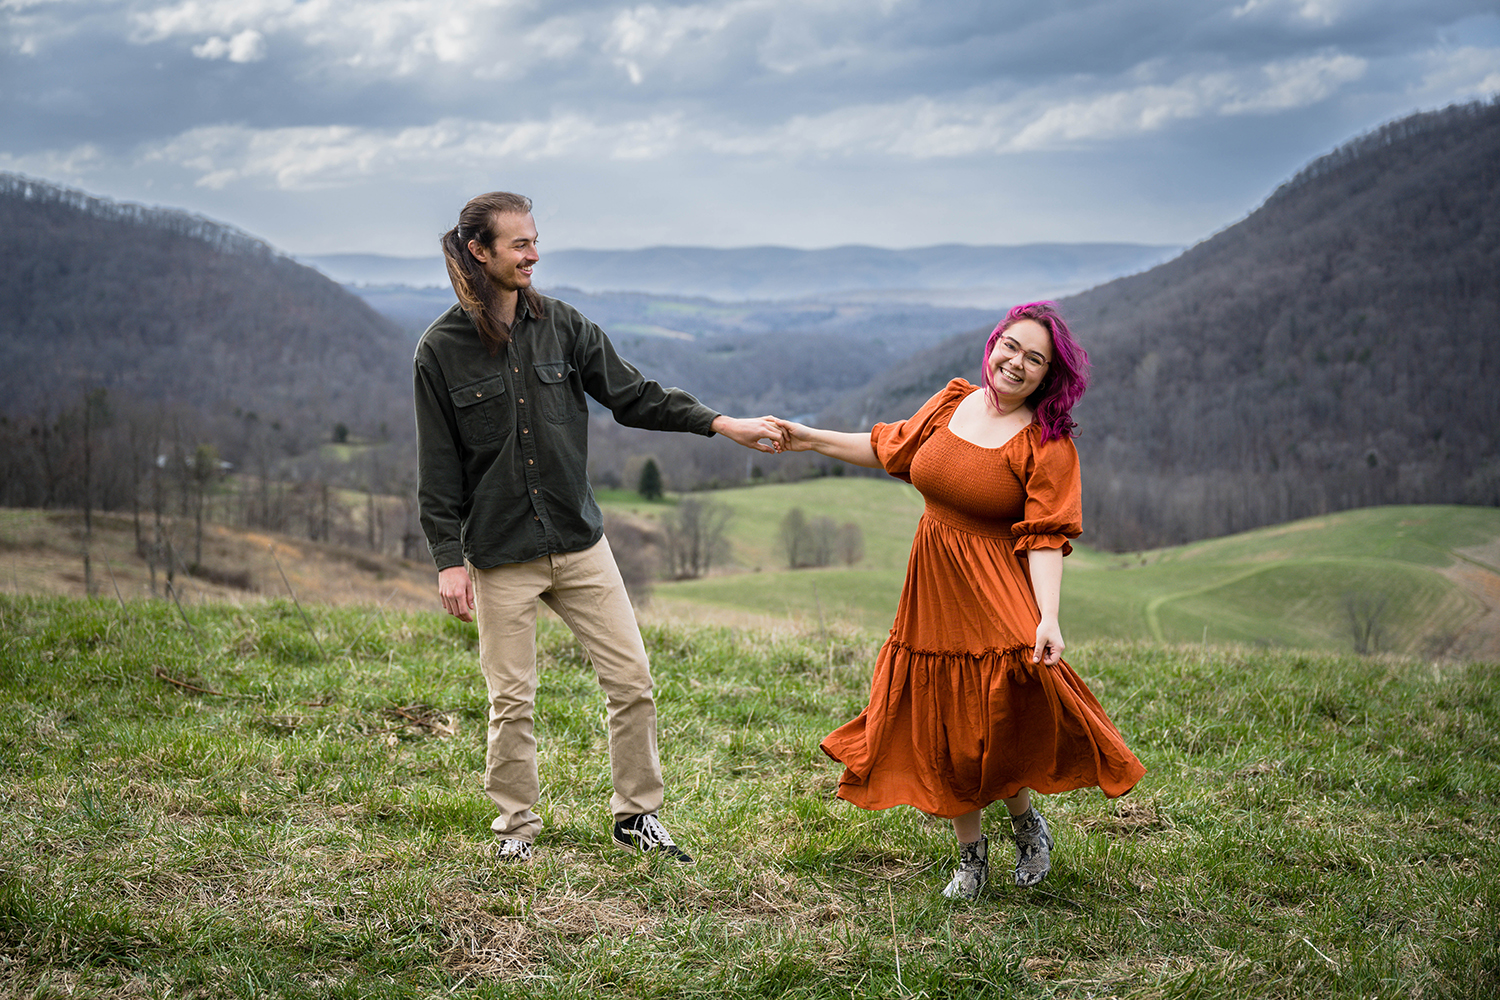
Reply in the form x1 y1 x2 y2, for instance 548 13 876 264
0 171 416 512
821 99 1500 550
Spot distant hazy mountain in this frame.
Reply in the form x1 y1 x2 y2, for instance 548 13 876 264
347 279 997 345
298 253 452 289
300 242 1181 306
823 99 1500 551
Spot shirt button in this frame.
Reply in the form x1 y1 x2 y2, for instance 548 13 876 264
513 368 519 373
518 398 524 404
523 428 529 434
475 391 483 398
527 459 534 465
532 489 538 494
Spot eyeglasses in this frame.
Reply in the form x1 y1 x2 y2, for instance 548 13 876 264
994 336 1051 372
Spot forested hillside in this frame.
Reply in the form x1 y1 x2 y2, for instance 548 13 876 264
0 174 412 452
0 173 417 541
823 99 1500 550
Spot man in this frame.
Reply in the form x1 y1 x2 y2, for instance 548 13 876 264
414 191 781 864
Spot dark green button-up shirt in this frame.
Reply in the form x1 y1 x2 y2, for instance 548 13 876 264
414 295 721 571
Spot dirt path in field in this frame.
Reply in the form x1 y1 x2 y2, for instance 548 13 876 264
1441 541 1500 662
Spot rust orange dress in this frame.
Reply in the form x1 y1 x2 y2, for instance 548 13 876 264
820 379 1145 818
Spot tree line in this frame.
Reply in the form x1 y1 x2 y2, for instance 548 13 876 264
1 387 424 596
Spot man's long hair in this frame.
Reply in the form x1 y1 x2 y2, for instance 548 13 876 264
441 192 546 354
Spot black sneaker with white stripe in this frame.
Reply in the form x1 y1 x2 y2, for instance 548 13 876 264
493 838 533 862
612 813 695 864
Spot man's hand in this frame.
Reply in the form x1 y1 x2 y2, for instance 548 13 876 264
712 415 785 453
438 565 475 622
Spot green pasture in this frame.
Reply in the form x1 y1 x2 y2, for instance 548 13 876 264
600 477 927 574
2 595 1496 998
1064 505 1498 655
602 482 1500 657
655 567 909 631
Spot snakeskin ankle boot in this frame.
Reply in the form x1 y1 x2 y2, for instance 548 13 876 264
1010 807 1053 887
941 834 989 900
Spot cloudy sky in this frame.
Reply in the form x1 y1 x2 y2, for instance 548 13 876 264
3 0 1497 256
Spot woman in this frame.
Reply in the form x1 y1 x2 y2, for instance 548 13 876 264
773 302 1144 899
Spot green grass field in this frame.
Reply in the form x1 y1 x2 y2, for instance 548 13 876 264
601 484 1500 657
1065 505 1498 655
598 477 927 573
2 595 1496 998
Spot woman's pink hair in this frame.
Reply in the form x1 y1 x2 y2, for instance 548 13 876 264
981 301 1089 443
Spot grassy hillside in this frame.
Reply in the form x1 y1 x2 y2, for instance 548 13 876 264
599 477 926 574
1065 505 1499 658
599 478 925 630
600 483 1500 658
2 596 1496 998
0 507 436 611
4 483 1496 659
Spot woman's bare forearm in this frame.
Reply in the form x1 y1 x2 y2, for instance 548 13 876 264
1027 546 1065 665
805 428 882 467
773 419 882 468
1028 547 1063 621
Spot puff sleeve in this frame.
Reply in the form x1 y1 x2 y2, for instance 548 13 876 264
869 379 971 483
1012 429 1083 557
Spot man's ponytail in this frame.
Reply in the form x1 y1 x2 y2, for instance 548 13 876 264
441 192 545 355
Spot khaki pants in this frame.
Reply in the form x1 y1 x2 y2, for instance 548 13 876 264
469 536 662 842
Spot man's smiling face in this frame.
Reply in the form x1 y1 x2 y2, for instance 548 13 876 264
469 212 539 293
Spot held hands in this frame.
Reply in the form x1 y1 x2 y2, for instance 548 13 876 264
1033 617 1064 666
437 565 475 622
767 417 817 452
712 415 787 453
710 414 831 454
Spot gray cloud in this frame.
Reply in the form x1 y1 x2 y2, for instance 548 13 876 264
3 0 1496 253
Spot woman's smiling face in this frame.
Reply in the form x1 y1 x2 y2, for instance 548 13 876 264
985 318 1053 406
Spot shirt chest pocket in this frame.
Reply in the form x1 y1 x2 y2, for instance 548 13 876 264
533 360 584 425
450 374 512 446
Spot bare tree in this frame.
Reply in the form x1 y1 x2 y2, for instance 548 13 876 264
781 506 842 568
127 407 159 556
837 522 865 566
806 515 836 567
604 512 659 606
1344 590 1390 655
661 496 731 580
80 390 110 596
780 507 809 569
188 443 222 567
